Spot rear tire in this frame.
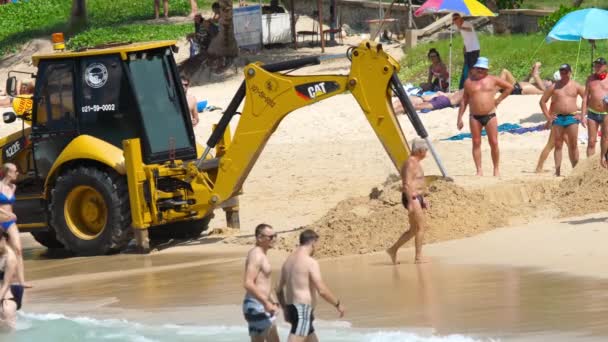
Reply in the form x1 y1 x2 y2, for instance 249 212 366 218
30 230 64 249
50 166 132 256
149 214 213 241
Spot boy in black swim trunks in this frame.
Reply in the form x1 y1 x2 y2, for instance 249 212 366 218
386 138 431 264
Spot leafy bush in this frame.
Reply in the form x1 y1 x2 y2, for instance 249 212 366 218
0 0 208 56
67 23 193 50
539 5 578 34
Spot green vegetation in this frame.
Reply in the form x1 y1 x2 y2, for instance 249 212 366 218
538 5 579 34
400 34 608 86
522 0 608 10
67 23 193 50
0 0 220 56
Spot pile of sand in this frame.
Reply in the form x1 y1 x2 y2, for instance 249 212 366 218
268 177 555 257
227 175 553 257
556 156 608 217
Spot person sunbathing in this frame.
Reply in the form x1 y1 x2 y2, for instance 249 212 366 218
393 90 463 114
499 62 553 95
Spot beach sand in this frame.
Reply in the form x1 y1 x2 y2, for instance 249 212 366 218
2 36 608 340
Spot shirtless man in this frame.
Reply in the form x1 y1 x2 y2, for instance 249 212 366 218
277 229 345 342
457 57 513 176
540 63 585 176
582 57 608 160
386 138 430 264
181 77 199 127
243 224 280 342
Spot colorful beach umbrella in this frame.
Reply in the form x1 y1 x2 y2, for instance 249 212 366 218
414 0 496 92
414 0 496 17
546 8 608 42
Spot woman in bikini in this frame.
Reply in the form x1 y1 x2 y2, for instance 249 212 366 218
0 163 29 288
0 231 21 330
421 48 450 92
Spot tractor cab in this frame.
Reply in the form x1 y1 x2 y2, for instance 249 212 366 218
2 40 200 253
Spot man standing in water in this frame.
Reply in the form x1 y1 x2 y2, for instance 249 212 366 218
386 138 430 264
243 223 280 342
582 58 608 162
277 229 345 341
540 63 585 176
457 57 513 177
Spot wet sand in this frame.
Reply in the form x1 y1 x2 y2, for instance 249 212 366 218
21 224 608 341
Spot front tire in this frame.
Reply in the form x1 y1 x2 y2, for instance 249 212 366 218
50 166 132 256
30 230 64 249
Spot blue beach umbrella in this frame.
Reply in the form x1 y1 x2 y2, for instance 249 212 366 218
546 8 608 75
546 8 608 42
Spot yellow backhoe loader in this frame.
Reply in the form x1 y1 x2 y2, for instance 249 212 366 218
2 37 447 256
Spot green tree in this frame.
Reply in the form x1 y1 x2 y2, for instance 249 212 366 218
208 0 239 58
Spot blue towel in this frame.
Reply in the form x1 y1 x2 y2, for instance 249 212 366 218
197 100 208 112
443 123 545 141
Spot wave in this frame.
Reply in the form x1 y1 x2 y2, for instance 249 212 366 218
15 312 497 342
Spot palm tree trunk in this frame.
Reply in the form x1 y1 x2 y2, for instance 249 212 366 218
208 0 239 58
572 0 584 7
69 0 88 32
70 0 87 32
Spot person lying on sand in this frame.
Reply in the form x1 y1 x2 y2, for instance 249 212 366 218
386 138 430 265
499 62 554 96
392 90 463 114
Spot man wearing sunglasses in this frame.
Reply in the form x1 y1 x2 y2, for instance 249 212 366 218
582 57 608 163
243 224 280 342
540 64 586 176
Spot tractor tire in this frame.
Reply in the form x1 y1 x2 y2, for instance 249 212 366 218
30 230 64 249
149 214 213 241
49 166 132 256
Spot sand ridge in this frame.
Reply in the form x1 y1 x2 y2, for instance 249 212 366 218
227 156 608 258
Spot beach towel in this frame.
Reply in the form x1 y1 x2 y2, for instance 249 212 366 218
443 123 546 141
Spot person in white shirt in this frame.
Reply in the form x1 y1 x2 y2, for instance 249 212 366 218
453 13 480 89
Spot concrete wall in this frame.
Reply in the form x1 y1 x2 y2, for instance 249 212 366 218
493 9 552 34
282 0 434 34
281 1 552 37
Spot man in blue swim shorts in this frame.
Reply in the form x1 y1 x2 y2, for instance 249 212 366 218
540 63 586 176
243 224 280 341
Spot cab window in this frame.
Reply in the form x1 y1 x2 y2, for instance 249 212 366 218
33 61 76 131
